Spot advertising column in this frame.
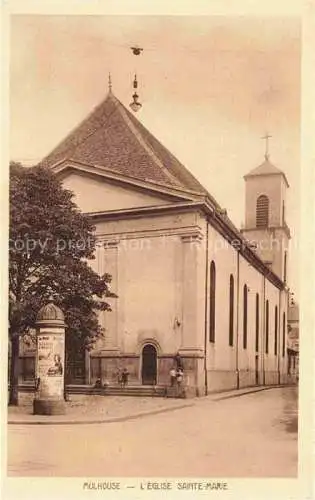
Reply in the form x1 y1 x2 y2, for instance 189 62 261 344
33 300 66 415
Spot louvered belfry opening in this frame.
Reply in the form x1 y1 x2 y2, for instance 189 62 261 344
256 195 269 228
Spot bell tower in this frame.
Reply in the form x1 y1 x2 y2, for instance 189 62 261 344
241 139 290 282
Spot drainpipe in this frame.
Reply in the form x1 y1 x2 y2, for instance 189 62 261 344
235 251 240 389
262 276 266 385
203 222 209 395
277 289 281 385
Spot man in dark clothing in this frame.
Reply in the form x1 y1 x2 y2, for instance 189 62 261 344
121 368 129 388
174 352 183 370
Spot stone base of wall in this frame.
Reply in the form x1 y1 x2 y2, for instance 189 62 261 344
89 352 203 397
90 355 140 385
206 369 287 393
264 370 280 386
206 370 238 393
14 352 292 398
238 369 258 388
280 373 298 385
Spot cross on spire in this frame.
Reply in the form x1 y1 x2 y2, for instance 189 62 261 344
108 73 112 92
261 132 272 160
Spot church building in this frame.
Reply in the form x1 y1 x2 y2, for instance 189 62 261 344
32 89 292 396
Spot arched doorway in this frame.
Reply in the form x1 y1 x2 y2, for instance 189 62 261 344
141 344 157 385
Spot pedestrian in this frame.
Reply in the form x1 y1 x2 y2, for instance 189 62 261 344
94 378 102 389
116 368 123 388
121 368 129 388
176 368 184 397
170 366 177 387
174 351 183 370
176 368 184 386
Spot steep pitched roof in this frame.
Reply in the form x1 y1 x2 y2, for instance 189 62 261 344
244 157 289 186
39 91 209 196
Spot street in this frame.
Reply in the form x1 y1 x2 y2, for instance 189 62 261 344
7 386 298 477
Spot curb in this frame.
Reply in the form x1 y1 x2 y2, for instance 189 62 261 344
8 402 194 426
212 384 293 402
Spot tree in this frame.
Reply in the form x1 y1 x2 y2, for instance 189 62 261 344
9 163 115 405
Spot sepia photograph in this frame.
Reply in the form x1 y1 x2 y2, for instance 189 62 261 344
2 2 313 498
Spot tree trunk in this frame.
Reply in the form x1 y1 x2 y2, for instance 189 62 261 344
8 335 20 406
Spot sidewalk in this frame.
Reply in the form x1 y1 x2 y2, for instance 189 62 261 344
7 384 290 425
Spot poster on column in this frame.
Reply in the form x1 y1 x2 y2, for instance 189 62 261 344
36 333 65 398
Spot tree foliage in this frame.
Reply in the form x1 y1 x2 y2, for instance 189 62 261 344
9 162 115 403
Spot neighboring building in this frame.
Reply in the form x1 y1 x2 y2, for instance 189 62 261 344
287 302 299 377
16 90 294 395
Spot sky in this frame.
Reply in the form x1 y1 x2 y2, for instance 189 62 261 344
10 15 301 296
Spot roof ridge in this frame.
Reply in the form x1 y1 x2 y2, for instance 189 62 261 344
123 105 214 198
39 92 118 167
115 100 185 188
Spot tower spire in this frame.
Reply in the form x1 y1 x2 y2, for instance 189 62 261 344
261 132 272 160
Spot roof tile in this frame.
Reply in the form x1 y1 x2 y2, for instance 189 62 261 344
40 92 207 194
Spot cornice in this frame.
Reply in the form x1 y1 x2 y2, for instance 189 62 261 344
91 199 284 290
241 225 291 239
89 201 205 221
96 225 203 242
52 160 204 202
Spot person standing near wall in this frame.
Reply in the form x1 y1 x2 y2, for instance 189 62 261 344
121 368 129 388
169 366 177 386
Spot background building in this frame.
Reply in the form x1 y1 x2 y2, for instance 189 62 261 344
287 302 299 378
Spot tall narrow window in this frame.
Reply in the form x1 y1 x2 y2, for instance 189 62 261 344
243 285 248 349
229 275 234 346
255 293 259 352
282 312 286 357
265 300 269 354
284 251 287 283
274 306 278 355
209 261 216 343
256 195 269 228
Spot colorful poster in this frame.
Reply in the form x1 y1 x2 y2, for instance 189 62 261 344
36 333 65 398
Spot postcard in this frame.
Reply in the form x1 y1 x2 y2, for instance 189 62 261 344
2 1 314 500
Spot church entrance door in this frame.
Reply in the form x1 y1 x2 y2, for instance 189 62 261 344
141 344 157 385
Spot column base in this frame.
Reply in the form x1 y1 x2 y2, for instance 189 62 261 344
33 398 66 415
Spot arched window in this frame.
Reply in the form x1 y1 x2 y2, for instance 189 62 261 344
256 195 269 228
265 300 269 354
255 293 259 352
209 261 216 343
274 306 278 355
282 312 286 357
243 284 248 349
229 274 234 346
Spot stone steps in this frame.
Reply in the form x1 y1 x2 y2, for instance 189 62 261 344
12 383 187 398
13 383 170 398
68 384 168 397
